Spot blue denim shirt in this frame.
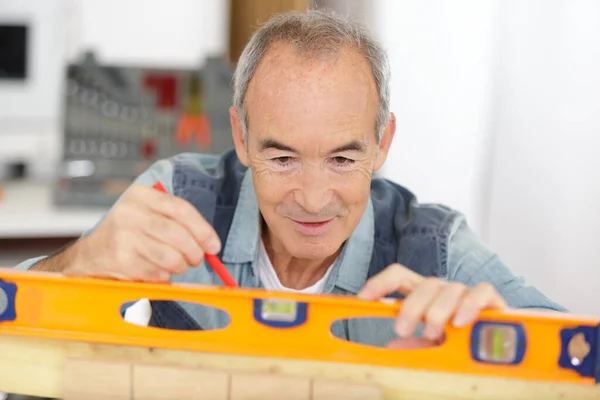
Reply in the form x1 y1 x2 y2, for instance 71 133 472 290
14 150 566 347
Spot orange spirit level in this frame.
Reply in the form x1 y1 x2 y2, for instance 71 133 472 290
0 268 598 386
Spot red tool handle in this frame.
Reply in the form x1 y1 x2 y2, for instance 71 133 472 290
152 181 237 287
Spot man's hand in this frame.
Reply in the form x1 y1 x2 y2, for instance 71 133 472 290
42 184 221 282
357 263 507 349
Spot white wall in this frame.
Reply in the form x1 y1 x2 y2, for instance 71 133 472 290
487 0 600 315
77 0 229 68
374 0 498 238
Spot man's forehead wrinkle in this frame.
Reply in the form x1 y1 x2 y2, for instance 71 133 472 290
244 42 379 141
251 63 371 104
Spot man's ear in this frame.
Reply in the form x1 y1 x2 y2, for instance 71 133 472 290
372 112 396 172
230 106 250 166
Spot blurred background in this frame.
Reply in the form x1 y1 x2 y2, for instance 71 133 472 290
0 0 598 316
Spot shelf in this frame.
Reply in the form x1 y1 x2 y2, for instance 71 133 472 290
0 181 107 238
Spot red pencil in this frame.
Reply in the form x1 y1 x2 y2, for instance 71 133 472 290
204 254 238 287
152 181 238 288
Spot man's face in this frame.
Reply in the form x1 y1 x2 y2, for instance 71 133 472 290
231 42 395 261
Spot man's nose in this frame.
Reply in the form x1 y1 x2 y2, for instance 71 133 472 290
294 169 334 215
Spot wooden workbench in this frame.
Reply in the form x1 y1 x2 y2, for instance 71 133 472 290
1 335 599 399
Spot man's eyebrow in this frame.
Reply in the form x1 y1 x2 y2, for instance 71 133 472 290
258 139 297 153
328 140 368 154
257 139 368 154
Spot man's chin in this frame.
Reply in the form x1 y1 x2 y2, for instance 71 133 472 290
284 240 341 261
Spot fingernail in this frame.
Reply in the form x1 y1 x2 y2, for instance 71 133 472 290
423 324 440 340
453 308 475 327
207 240 221 255
395 319 410 337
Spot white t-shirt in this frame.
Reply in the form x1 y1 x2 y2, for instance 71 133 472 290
256 239 335 294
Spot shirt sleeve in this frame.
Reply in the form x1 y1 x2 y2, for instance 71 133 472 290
11 158 175 271
446 218 567 312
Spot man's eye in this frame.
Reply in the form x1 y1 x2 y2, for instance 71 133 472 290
271 156 297 168
332 156 354 167
275 157 292 164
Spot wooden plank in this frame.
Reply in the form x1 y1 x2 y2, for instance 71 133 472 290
63 359 131 400
132 364 230 400
312 378 383 400
0 334 599 400
230 372 310 399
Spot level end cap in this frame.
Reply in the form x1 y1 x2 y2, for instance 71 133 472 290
0 280 17 322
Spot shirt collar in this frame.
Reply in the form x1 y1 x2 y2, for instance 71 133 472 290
221 169 375 294
222 169 261 263
326 198 374 294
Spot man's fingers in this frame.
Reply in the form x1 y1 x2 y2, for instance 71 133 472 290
395 278 445 338
357 263 424 300
133 186 222 255
141 213 205 267
108 248 171 282
453 282 508 327
422 282 467 340
133 233 188 276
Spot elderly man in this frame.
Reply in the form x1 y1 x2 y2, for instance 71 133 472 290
14 10 563 348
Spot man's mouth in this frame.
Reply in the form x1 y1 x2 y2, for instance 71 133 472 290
291 219 334 235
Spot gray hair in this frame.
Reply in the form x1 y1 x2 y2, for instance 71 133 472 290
232 9 391 143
